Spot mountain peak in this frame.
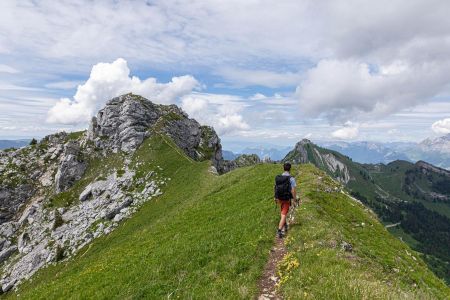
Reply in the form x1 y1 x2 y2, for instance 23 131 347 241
419 133 450 154
88 93 224 173
0 93 229 292
415 160 450 176
297 138 313 145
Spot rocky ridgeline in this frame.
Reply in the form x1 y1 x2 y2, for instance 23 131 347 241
223 154 262 172
88 93 224 173
0 93 227 292
283 139 351 184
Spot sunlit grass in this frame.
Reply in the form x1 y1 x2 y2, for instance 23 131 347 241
279 164 450 299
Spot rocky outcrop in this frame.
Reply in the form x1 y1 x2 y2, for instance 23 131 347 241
282 139 351 183
87 93 225 173
223 154 261 172
0 163 163 292
54 141 87 193
0 132 80 224
282 139 311 164
0 185 34 224
318 151 350 184
0 93 228 292
416 160 450 176
87 95 160 152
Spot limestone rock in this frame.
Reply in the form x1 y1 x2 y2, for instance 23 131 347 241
283 139 311 164
87 93 225 173
0 245 17 263
341 241 353 252
223 154 261 172
0 93 229 292
87 94 160 152
55 141 87 193
0 184 34 224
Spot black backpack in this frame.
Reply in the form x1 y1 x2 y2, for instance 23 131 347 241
274 175 292 200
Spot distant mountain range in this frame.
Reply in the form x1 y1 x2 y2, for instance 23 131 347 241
222 146 291 162
224 134 450 169
420 133 450 153
0 139 30 150
318 141 412 164
240 146 291 161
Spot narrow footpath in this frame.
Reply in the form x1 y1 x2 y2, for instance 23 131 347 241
258 171 301 299
257 236 287 300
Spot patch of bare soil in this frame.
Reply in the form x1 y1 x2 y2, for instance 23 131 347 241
257 235 287 300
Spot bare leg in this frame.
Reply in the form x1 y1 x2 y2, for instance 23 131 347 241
278 214 287 230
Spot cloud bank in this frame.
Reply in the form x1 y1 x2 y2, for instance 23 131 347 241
181 94 249 135
432 118 450 134
3 0 450 142
296 59 450 123
47 58 199 124
331 123 359 140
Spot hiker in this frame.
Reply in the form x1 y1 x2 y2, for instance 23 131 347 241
274 162 297 238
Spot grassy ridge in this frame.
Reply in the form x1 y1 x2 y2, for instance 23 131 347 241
5 136 449 299
8 136 279 299
279 164 450 299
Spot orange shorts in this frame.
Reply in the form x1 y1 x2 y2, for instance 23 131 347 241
278 200 290 215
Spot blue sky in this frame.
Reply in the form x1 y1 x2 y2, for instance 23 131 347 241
1 0 450 151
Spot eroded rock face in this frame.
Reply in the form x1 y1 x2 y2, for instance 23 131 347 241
0 185 34 224
319 152 350 184
87 93 225 173
223 154 261 173
54 141 87 193
0 164 164 292
88 95 160 152
283 139 310 164
282 139 351 183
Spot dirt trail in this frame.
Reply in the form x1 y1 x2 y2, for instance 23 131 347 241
258 171 301 299
257 236 287 300
257 202 300 299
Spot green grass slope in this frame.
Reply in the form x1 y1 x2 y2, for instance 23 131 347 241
279 164 450 299
7 135 279 299
285 141 450 284
5 136 449 299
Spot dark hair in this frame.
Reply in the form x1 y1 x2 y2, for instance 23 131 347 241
283 162 291 171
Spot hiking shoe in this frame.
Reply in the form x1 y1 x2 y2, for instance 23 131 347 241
277 229 283 238
284 223 288 233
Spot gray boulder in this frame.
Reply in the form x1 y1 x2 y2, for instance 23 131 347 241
0 245 17 263
105 198 133 220
0 184 34 225
55 141 87 193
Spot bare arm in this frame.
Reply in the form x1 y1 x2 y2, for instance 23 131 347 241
291 187 296 202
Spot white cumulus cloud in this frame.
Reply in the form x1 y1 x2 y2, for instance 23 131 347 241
431 118 450 134
181 93 249 135
296 59 450 123
331 123 359 140
47 58 199 124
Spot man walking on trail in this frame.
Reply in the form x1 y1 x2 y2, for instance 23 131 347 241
274 162 297 238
